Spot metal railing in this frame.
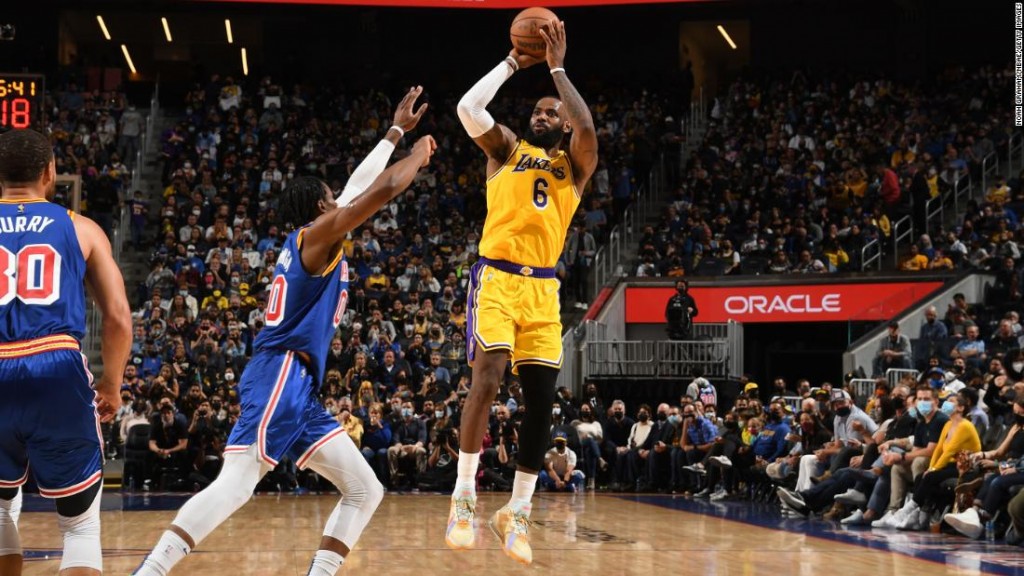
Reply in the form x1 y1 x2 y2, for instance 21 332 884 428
886 368 919 388
860 238 881 271
952 172 972 219
892 215 913 268
924 193 943 238
590 159 666 297
981 151 999 197
584 339 730 379
1009 132 1023 176
848 378 877 408
780 396 803 413
555 327 577 394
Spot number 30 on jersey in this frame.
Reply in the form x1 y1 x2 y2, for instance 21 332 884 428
0 244 61 305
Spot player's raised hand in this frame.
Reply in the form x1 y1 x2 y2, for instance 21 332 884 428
392 86 429 133
508 48 544 70
412 135 437 167
538 19 566 70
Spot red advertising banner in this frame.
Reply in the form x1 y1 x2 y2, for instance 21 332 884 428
207 0 704 7
625 282 944 324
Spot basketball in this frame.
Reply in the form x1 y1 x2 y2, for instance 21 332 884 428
510 7 558 58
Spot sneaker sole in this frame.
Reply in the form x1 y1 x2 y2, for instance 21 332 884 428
488 516 531 565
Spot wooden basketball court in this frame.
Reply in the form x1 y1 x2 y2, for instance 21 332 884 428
16 492 1023 575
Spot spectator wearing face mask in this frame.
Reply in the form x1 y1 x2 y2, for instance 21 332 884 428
572 404 604 490
602 400 635 490
614 405 655 491
540 432 585 492
871 385 948 528
389 401 427 488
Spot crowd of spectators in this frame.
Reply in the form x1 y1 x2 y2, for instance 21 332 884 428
108 72 678 490
44 81 144 238
635 65 1016 278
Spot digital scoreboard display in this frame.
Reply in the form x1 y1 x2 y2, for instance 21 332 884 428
0 74 44 130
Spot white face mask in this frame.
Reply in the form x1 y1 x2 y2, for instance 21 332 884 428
225 372 235 381
1015 362 1024 373
552 407 561 416
434 410 445 419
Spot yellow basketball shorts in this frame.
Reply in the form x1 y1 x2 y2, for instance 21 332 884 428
466 258 563 372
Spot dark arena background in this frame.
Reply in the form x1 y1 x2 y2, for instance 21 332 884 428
2 0 1022 574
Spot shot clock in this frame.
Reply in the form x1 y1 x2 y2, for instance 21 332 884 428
0 73 44 130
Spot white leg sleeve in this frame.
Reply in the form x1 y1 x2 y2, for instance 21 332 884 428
0 488 20 557
172 445 271 545
306 433 384 551
57 485 102 572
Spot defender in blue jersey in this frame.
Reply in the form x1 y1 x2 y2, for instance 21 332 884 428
136 87 435 576
0 129 132 576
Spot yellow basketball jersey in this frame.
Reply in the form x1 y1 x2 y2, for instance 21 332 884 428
478 140 581 269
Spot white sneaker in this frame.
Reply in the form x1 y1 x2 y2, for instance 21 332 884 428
711 455 733 468
892 501 921 530
871 510 898 529
834 489 866 506
694 487 713 498
944 508 984 540
683 464 707 475
710 489 729 501
580 303 589 310
840 509 866 525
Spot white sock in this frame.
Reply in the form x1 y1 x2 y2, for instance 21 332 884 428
508 471 538 515
307 549 344 576
136 531 191 576
455 451 480 497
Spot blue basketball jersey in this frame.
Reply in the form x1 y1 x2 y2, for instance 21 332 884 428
0 200 85 342
253 226 348 384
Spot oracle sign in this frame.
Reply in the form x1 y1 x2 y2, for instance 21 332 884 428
625 282 943 324
724 293 841 315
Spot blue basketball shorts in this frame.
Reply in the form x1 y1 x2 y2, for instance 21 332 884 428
0 335 103 498
225 349 343 469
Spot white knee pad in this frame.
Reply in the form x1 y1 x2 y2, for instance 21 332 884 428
0 488 21 557
57 485 103 572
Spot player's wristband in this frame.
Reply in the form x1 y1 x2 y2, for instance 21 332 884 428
550 67 566 75
389 125 405 138
504 56 519 72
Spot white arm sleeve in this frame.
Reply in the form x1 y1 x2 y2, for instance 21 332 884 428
456 60 515 138
335 137 397 206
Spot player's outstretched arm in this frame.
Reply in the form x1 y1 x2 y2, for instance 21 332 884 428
540 20 598 189
76 215 132 419
456 50 542 163
336 86 429 206
300 136 436 273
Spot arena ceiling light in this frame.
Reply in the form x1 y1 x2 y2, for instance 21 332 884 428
96 15 111 40
120 44 137 74
161 17 173 42
225 19 234 44
717 24 737 49
241 47 248 76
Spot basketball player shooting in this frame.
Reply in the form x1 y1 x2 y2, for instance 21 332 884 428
446 19 598 565
0 129 133 576
134 87 435 576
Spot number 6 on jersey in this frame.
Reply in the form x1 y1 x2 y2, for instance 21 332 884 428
532 177 549 209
